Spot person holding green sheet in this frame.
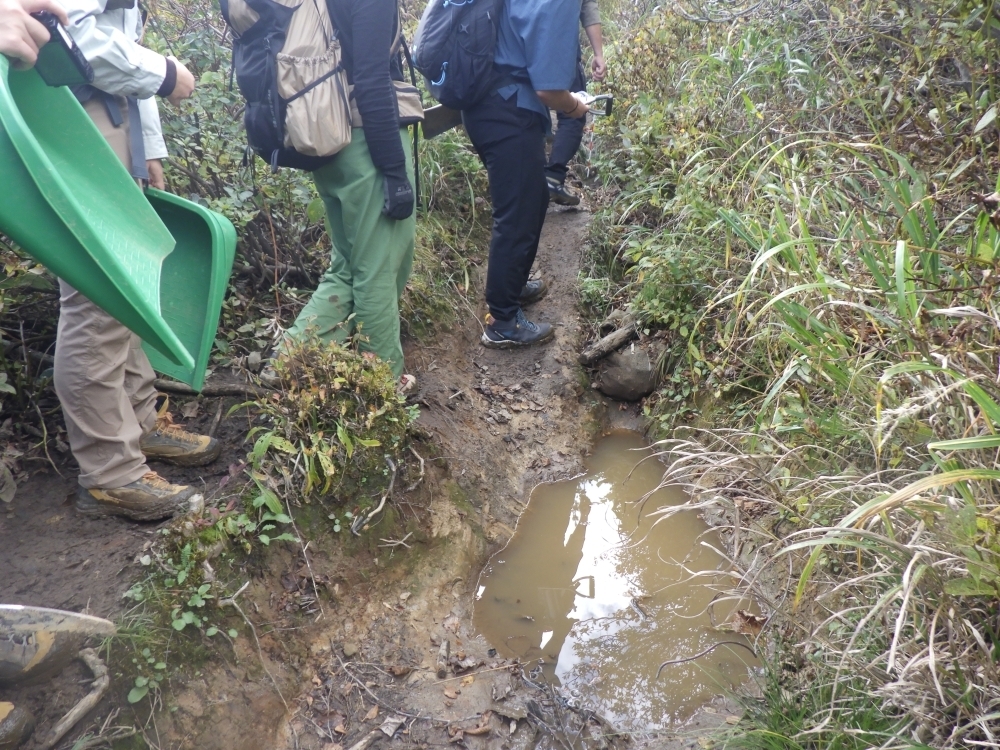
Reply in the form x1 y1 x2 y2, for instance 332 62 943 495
49 0 219 521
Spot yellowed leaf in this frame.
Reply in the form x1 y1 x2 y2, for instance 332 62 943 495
365 705 379 721
460 675 474 687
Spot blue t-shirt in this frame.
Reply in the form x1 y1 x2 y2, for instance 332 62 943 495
494 0 581 124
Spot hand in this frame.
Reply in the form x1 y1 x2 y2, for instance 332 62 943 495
166 56 195 105
591 54 606 82
0 0 67 68
382 168 414 221
145 159 165 190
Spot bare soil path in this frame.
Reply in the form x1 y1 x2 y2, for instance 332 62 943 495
0 205 735 750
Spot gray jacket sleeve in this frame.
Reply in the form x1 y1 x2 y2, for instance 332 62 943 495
138 96 167 160
59 0 167 98
580 0 601 28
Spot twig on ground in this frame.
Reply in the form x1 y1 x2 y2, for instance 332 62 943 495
351 457 396 535
406 446 425 492
378 532 413 550
40 648 110 749
222 581 289 710
154 378 266 398
283 497 324 617
208 398 224 437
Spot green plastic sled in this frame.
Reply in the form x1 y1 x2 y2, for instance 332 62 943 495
0 58 238 391
0 56 193 370
143 189 236 392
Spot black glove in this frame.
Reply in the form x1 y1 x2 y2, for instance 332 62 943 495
382 166 414 221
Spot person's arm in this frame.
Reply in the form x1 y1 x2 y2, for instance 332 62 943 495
59 0 191 100
519 0 588 116
138 95 166 188
537 89 588 117
0 0 67 67
585 23 604 81
579 0 604 80
349 0 412 220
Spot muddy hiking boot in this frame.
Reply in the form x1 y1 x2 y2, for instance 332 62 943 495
76 471 200 522
0 630 78 687
546 176 580 207
0 703 34 750
481 310 555 349
519 278 548 306
140 400 221 467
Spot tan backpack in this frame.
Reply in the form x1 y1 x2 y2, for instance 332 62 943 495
221 0 421 169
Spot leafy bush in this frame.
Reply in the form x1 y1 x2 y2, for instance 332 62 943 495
247 336 415 503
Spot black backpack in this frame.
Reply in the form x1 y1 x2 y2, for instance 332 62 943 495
411 0 503 111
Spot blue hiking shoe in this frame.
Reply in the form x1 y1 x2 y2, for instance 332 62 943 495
519 278 548 306
481 310 555 349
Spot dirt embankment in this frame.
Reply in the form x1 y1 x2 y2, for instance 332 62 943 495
3 207 630 749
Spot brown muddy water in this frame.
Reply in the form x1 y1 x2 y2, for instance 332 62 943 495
473 431 757 730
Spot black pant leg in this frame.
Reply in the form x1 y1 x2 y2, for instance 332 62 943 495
463 93 548 324
545 60 587 182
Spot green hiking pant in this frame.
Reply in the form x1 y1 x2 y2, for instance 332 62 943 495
286 128 415 377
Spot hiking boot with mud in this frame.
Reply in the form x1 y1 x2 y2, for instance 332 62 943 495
0 631 78 687
76 471 199 521
0 702 34 749
140 402 221 467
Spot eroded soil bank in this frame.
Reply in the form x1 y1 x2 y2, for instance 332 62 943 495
1 207 743 750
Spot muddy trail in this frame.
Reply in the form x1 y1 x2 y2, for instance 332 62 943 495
0 207 747 750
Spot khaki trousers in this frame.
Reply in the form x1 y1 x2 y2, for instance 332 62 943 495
53 95 158 489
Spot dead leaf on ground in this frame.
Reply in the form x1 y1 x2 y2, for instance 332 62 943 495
725 716 740 724
334 724 347 735
460 675 474 687
389 665 412 677
364 705 379 721
180 401 200 419
322 744 344 750
443 688 459 700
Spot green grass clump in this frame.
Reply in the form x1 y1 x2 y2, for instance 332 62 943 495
249 335 415 503
589 0 1000 744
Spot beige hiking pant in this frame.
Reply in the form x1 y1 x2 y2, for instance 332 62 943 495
52 95 158 490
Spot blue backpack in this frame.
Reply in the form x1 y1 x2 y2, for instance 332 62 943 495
411 0 504 110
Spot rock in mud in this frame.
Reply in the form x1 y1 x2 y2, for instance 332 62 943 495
596 346 659 401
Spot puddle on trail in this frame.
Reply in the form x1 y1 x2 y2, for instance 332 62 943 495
474 431 757 730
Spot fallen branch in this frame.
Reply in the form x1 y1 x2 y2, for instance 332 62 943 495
351 457 396 535
40 648 109 750
578 325 637 366
153 378 267 399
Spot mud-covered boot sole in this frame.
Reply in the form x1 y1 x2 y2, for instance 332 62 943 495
141 439 222 467
75 486 197 522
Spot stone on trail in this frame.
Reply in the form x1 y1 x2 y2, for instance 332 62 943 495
342 643 359 658
597 346 659 401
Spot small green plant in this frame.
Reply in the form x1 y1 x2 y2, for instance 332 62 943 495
245 335 414 506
